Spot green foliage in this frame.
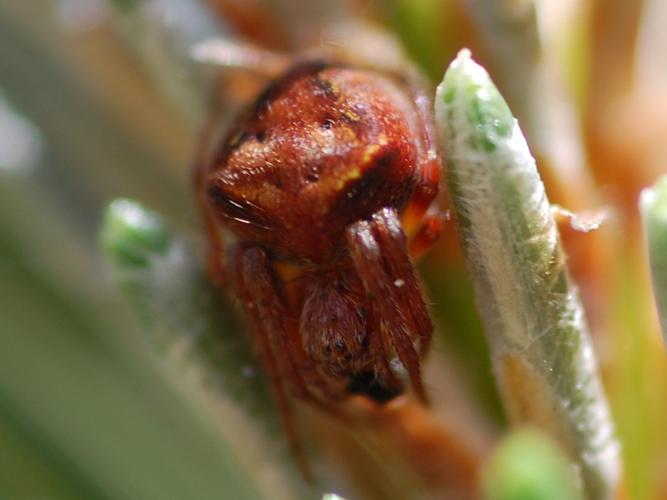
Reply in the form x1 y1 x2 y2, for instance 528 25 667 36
482 429 583 500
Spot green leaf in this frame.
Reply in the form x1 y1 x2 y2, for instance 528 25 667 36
100 199 170 268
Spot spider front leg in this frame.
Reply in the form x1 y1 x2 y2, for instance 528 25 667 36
232 245 344 406
372 208 435 355
396 70 446 262
408 205 445 261
346 208 433 403
400 69 441 238
231 245 322 477
232 245 336 402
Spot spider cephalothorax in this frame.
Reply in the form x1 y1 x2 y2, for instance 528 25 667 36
196 54 442 437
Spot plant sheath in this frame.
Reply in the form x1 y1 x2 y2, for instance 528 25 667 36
434 50 619 499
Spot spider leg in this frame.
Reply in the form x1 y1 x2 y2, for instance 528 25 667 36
372 208 434 356
231 245 314 478
399 70 442 239
346 210 432 403
366 303 402 391
237 246 347 410
236 246 329 399
408 205 444 261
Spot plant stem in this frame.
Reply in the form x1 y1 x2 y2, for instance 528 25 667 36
457 0 541 137
459 0 601 210
105 0 225 125
640 176 667 347
434 50 620 500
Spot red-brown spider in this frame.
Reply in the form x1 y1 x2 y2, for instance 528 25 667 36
195 49 442 450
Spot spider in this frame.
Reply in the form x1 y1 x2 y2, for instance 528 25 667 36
194 41 443 451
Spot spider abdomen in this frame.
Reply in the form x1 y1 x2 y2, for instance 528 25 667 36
206 62 423 262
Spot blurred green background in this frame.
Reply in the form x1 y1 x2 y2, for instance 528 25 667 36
0 2 258 499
